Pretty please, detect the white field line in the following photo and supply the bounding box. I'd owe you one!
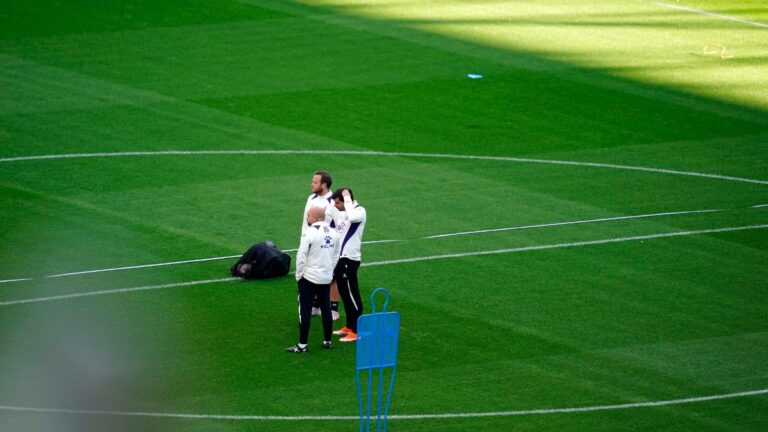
[653,2,768,28]
[42,255,243,279]
[0,278,238,306]
[0,388,765,421]
[364,223,768,268]
[0,278,34,284]
[0,241,398,283]
[41,241,401,278]
[425,208,721,239]
[362,239,401,244]
[2,223,767,307]
[753,203,768,208]
[0,206,732,283]
[1,150,766,185]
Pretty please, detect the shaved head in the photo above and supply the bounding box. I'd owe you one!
[307,206,326,223]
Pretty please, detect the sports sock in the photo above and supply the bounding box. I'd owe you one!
[331,301,339,311]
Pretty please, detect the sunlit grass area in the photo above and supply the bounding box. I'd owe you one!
[287,0,768,110]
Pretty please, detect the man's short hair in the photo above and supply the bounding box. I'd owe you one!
[315,171,332,189]
[332,187,354,202]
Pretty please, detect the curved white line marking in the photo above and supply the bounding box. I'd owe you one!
[1,150,766,185]
[653,2,768,28]
[0,388,765,421]
[2,223,767,306]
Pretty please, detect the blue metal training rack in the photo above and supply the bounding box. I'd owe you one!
[356,288,400,432]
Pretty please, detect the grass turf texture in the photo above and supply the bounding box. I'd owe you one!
[1,0,767,431]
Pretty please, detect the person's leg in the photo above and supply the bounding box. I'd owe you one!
[297,278,315,345]
[335,259,356,331]
[330,280,340,320]
[343,260,363,333]
[315,283,333,343]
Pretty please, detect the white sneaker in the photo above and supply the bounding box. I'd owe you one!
[332,310,340,321]
[311,307,321,316]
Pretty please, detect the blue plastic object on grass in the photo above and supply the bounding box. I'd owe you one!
[356,288,400,432]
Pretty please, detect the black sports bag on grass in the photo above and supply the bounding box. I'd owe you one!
[231,241,291,279]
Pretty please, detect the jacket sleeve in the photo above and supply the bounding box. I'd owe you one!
[295,231,310,281]
[345,198,366,223]
[331,231,341,270]
[325,204,336,225]
[299,198,309,239]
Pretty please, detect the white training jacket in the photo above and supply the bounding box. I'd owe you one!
[329,197,366,261]
[300,191,333,236]
[295,221,340,284]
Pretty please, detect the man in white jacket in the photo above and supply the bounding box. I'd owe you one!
[300,171,333,236]
[328,188,367,343]
[300,171,342,321]
[286,206,340,353]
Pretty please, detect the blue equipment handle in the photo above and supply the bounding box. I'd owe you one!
[370,287,390,314]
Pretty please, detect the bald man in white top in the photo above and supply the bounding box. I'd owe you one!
[286,206,340,353]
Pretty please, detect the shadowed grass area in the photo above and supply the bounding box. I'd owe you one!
[0,0,289,39]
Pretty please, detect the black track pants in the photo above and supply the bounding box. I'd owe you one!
[297,278,332,345]
[334,258,363,333]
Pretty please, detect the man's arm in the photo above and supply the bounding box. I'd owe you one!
[295,231,311,281]
[324,203,336,225]
[331,231,341,270]
[300,198,311,237]
[345,200,365,223]
[341,190,366,223]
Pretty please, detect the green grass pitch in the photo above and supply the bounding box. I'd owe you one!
[1,0,767,431]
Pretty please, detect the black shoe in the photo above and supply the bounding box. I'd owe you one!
[322,341,332,349]
[285,344,307,353]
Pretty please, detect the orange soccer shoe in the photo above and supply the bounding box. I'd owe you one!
[333,327,353,336]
